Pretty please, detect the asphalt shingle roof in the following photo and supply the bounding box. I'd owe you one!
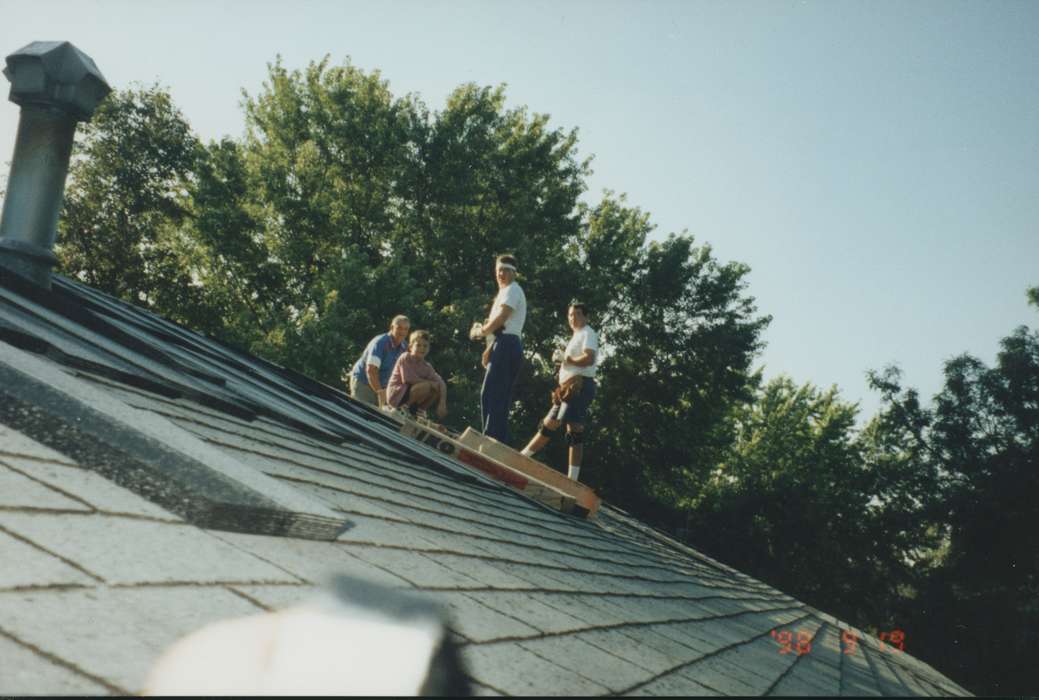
[0,270,971,696]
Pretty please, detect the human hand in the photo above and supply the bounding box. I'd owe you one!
[469,321,484,341]
[482,347,492,368]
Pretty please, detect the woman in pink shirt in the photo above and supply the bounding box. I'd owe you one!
[386,330,448,419]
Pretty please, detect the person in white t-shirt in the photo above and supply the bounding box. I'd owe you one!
[520,302,598,482]
[473,254,527,443]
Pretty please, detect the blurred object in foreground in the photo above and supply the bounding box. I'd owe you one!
[143,575,470,696]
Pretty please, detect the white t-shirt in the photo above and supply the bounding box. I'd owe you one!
[559,325,598,383]
[492,282,526,337]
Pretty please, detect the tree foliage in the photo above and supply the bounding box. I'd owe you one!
[57,84,216,330]
[865,292,1039,695]
[688,377,927,625]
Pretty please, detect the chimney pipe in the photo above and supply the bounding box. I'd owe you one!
[0,41,110,289]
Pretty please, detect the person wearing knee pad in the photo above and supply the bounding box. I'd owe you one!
[520,301,598,481]
[474,254,527,444]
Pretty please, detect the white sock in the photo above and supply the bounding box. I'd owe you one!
[520,447,534,457]
[568,465,581,481]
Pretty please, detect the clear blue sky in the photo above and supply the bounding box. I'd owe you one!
[2,0,1037,422]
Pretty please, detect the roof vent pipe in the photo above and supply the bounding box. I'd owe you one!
[0,41,110,289]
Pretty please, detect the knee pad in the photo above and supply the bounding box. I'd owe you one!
[565,429,585,446]
[538,422,559,440]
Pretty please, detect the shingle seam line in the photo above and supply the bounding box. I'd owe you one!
[614,609,816,696]
[859,622,910,697]
[0,583,94,594]
[283,473,750,584]
[454,604,809,648]
[514,639,620,695]
[0,507,188,525]
[409,580,792,608]
[0,450,79,467]
[0,459,101,510]
[225,585,275,612]
[340,538,781,597]
[762,616,829,696]
[0,625,129,695]
[106,579,309,589]
[0,523,106,583]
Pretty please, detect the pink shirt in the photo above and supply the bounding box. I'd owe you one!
[386,353,446,407]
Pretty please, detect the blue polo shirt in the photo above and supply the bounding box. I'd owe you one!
[350,333,408,388]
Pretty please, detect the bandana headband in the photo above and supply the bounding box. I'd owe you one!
[496,263,517,273]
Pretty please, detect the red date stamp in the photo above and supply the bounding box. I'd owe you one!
[770,628,905,655]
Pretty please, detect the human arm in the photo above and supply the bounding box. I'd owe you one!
[565,348,596,368]
[365,364,387,406]
[480,304,513,337]
[364,337,392,406]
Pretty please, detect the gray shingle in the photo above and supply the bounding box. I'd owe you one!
[347,546,484,589]
[769,670,837,697]
[706,635,800,687]
[599,626,698,672]
[0,456,180,520]
[209,531,411,588]
[530,591,631,625]
[579,629,661,668]
[624,669,723,696]
[412,590,540,642]
[464,590,589,634]
[519,634,655,692]
[477,560,559,591]
[0,424,77,466]
[0,632,113,695]
[228,584,318,610]
[683,652,779,695]
[423,554,545,590]
[0,512,299,585]
[864,644,913,695]
[771,656,842,696]
[0,529,96,588]
[461,641,612,696]
[646,621,722,656]
[336,513,447,551]
[277,478,410,520]
[0,461,90,511]
[0,586,259,693]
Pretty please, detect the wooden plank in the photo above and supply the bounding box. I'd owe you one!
[392,415,580,515]
[457,428,600,518]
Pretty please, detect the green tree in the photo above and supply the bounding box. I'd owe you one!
[588,226,772,515]
[866,290,1039,695]
[690,378,926,624]
[57,84,217,330]
[223,56,429,382]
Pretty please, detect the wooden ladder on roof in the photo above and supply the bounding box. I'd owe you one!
[386,410,600,518]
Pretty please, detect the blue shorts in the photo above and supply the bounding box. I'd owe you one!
[547,377,597,425]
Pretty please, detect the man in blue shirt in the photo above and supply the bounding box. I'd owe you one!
[348,315,410,407]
